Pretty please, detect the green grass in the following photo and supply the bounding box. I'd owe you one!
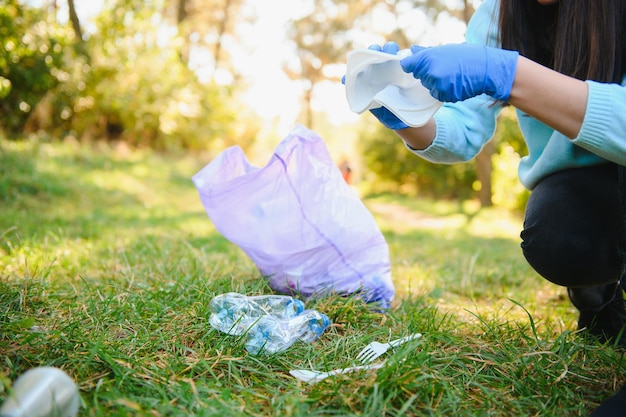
[1,137,624,416]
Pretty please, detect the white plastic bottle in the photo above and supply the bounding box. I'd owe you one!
[209,292,306,335]
[244,309,331,355]
[0,367,80,417]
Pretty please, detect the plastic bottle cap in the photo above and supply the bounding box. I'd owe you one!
[0,367,80,417]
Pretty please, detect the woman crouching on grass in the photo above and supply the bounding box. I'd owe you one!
[353,0,626,414]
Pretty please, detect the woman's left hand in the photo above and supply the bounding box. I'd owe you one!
[400,43,519,102]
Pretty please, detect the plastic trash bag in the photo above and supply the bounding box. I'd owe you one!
[192,125,394,308]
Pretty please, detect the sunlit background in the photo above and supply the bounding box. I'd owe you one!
[25,0,470,136]
[7,0,530,212]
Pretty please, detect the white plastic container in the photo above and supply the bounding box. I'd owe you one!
[344,48,442,127]
[0,367,80,417]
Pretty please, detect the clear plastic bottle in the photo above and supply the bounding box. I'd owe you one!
[209,292,306,335]
[0,367,80,417]
[244,309,331,355]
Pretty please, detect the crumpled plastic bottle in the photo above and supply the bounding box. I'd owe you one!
[244,309,331,355]
[209,292,305,335]
[0,367,80,417]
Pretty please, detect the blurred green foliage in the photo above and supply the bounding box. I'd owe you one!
[359,106,529,211]
[491,107,530,211]
[0,0,70,135]
[1,0,258,153]
[62,1,254,151]
[359,125,477,200]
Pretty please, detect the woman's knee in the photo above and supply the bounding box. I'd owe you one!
[520,166,625,288]
[520,228,619,287]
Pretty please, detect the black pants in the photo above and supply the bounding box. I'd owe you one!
[522,165,626,417]
[520,164,626,289]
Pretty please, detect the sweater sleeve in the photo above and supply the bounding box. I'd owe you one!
[571,79,626,166]
[405,0,503,163]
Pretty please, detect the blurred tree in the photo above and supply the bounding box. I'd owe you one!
[285,0,378,129]
[0,0,72,136]
[162,0,249,78]
[57,0,257,151]
[5,0,259,152]
[66,0,82,41]
[491,107,529,211]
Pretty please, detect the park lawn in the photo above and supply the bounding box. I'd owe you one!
[0,137,624,416]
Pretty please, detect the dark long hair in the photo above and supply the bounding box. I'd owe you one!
[499,0,626,83]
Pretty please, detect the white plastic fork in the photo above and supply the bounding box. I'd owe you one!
[355,333,423,363]
[289,362,386,384]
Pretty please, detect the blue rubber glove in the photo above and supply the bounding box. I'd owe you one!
[400,43,519,102]
[363,42,409,130]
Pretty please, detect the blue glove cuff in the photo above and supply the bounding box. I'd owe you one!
[369,107,409,130]
[484,47,519,101]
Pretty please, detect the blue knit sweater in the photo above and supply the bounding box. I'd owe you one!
[407,0,626,190]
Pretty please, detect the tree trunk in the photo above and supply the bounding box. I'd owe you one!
[302,86,313,129]
[177,0,188,23]
[475,140,494,207]
[67,0,83,41]
[213,0,234,74]
[462,0,471,25]
[176,0,190,63]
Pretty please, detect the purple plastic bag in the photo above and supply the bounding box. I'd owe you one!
[192,125,394,308]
